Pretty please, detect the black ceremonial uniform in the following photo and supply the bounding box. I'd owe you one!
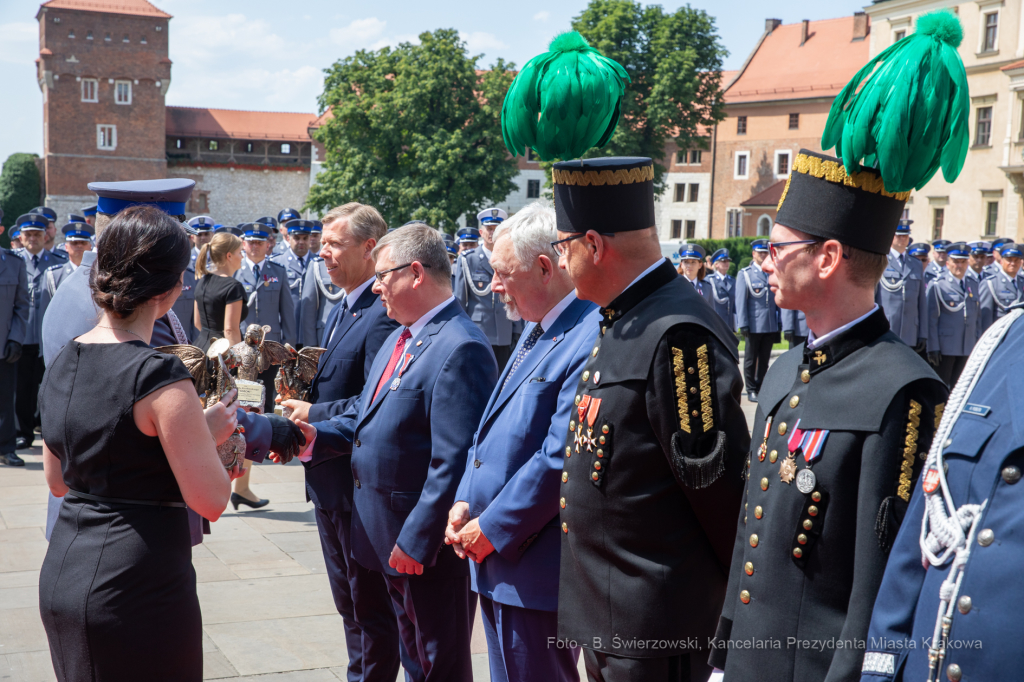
[711,310,947,682]
[559,259,750,676]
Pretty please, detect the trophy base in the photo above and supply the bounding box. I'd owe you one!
[235,379,265,412]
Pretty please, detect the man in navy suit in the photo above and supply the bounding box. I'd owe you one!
[278,203,401,682]
[295,225,498,682]
[446,203,596,682]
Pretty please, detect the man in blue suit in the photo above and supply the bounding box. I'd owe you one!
[446,203,596,682]
[295,225,498,682]
[279,203,402,682]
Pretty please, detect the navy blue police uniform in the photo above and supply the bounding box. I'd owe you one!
[706,248,737,329]
[925,243,980,387]
[736,239,780,402]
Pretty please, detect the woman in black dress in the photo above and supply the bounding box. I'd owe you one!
[192,231,269,509]
[193,231,246,351]
[38,206,241,682]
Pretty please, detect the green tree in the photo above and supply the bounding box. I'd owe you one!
[541,0,728,194]
[307,29,520,231]
[0,153,41,248]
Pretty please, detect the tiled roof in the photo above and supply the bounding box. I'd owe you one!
[40,0,171,18]
[741,179,787,207]
[725,16,868,104]
[166,106,317,142]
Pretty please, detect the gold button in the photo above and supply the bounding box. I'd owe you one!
[599,436,606,445]
[582,371,590,382]
[562,522,568,533]
[760,477,769,491]
[575,395,581,406]
[754,506,763,519]
[592,347,599,357]
[560,497,566,509]
[690,387,697,394]
[808,505,818,516]
[692,410,699,418]
[811,491,821,502]
[602,425,610,434]
[744,562,754,576]
[797,534,808,545]
[562,472,568,483]
[594,462,601,471]
[740,590,751,604]
[789,396,800,409]
[569,421,576,432]
[778,422,787,436]
[596,449,604,458]
[688,367,695,374]
[591,472,599,481]
[601,326,606,335]
[793,547,803,558]
[749,534,759,547]
[803,519,813,530]
[565,446,571,457]
[769,450,778,463]
[801,370,810,383]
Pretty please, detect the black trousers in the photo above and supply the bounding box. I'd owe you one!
[15,344,43,442]
[315,508,400,682]
[0,359,17,454]
[492,344,512,373]
[582,648,698,682]
[743,333,775,394]
[257,365,278,414]
[937,355,968,388]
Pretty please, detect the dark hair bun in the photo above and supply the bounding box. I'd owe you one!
[90,205,191,318]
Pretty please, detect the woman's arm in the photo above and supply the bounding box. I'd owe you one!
[134,379,231,520]
[43,443,68,497]
[194,299,201,332]
[224,300,243,345]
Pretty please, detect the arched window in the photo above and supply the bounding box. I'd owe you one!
[757,215,772,236]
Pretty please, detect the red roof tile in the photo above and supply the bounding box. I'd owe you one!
[40,0,171,19]
[166,106,317,142]
[741,179,787,207]
[726,16,868,104]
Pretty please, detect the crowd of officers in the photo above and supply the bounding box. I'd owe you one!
[677,220,1023,395]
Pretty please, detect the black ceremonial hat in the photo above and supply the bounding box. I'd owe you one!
[775,149,910,255]
[552,157,655,234]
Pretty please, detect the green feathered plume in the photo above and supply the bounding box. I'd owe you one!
[821,9,969,192]
[501,31,630,161]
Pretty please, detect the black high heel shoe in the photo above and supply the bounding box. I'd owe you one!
[231,492,269,510]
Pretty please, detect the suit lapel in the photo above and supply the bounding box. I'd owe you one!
[313,286,377,382]
[484,297,591,423]
[358,300,458,426]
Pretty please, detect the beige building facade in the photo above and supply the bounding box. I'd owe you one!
[866,0,1024,244]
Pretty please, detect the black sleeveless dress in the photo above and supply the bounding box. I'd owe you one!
[194,273,247,351]
[38,340,201,682]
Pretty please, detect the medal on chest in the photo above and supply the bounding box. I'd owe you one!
[779,418,829,487]
[574,394,601,453]
[758,416,772,462]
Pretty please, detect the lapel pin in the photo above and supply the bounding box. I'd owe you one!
[416,340,423,346]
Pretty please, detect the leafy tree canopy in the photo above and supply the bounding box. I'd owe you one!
[0,153,41,247]
[307,29,519,232]
[540,0,728,194]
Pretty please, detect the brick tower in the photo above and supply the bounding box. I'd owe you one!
[36,0,171,221]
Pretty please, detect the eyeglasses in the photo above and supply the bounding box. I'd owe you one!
[550,232,613,256]
[768,240,849,262]
[374,262,431,283]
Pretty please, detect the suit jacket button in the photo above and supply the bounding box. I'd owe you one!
[789,395,800,408]
[561,522,568,533]
[744,562,754,575]
[946,664,962,681]
[354,439,361,447]
[354,479,361,488]
[562,472,568,483]
[749,534,758,547]
[739,590,750,604]
[560,497,566,509]
[474,459,481,468]
[957,596,972,614]
[978,528,994,546]
[1002,466,1021,484]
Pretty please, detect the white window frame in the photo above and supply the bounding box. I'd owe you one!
[281,143,291,154]
[727,208,743,238]
[81,78,98,102]
[757,214,773,236]
[97,125,117,150]
[979,7,999,54]
[734,151,750,180]
[114,80,132,105]
[774,150,792,179]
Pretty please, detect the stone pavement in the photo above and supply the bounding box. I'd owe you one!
[1,394,759,682]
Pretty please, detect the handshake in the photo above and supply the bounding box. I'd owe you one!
[444,501,495,564]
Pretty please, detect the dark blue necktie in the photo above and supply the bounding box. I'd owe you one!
[502,324,544,391]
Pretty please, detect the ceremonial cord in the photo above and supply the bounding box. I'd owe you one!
[313,264,345,302]
[919,307,1023,682]
[459,254,492,298]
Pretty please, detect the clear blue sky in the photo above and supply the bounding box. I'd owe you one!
[0,0,868,165]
